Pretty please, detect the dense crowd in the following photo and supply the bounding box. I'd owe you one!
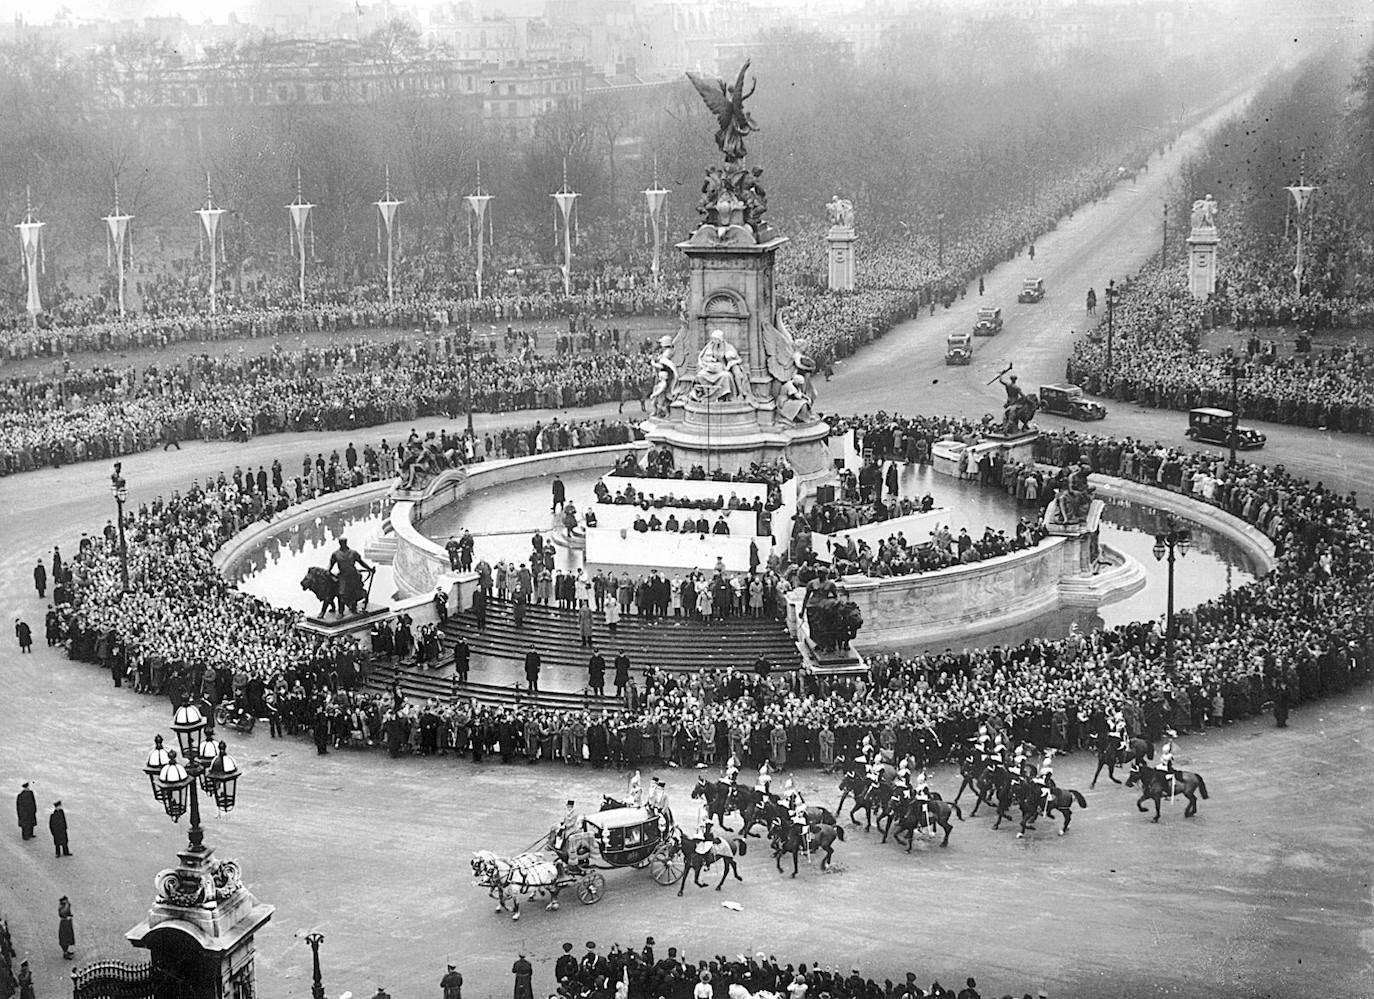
[1067,269,1374,434]
[0,335,656,475]
[52,413,1370,777]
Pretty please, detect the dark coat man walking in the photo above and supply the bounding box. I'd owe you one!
[16,782,37,839]
[33,561,46,598]
[58,897,75,959]
[511,954,533,999]
[440,965,463,999]
[49,801,70,857]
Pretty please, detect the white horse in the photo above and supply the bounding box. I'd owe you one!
[471,849,565,920]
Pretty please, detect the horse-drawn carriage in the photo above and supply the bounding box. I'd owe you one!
[472,806,684,919]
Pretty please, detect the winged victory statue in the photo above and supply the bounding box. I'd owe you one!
[686,60,758,163]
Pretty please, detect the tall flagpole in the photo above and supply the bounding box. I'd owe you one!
[551,158,579,296]
[374,164,403,309]
[287,168,315,308]
[16,186,43,328]
[103,180,134,318]
[643,155,669,290]
[465,161,492,300]
[196,174,225,314]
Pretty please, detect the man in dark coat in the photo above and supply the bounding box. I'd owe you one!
[511,954,533,999]
[453,637,471,683]
[587,652,606,696]
[58,896,75,959]
[613,653,631,698]
[440,965,463,999]
[16,782,36,839]
[49,800,70,857]
[555,943,578,987]
[525,650,541,693]
[15,619,32,654]
[33,561,46,598]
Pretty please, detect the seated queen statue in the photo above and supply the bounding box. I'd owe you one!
[690,329,751,403]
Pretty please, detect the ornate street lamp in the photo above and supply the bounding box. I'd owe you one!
[1152,519,1191,666]
[1104,278,1118,370]
[144,704,242,855]
[306,932,327,999]
[111,463,129,592]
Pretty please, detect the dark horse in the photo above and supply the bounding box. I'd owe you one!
[675,832,746,896]
[689,779,768,835]
[1091,735,1154,787]
[769,821,844,877]
[758,797,837,830]
[1016,784,1088,838]
[879,797,963,850]
[836,774,893,831]
[953,755,1000,809]
[1126,763,1209,822]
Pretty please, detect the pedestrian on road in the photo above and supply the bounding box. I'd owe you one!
[16,782,36,839]
[440,965,463,999]
[15,619,32,654]
[18,959,34,999]
[49,801,70,857]
[57,897,74,959]
[1273,680,1290,728]
[978,276,984,296]
[552,476,566,513]
[511,953,533,999]
[33,561,46,599]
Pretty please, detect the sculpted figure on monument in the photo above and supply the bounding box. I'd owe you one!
[1190,194,1218,231]
[647,335,680,417]
[998,372,1039,435]
[686,60,758,163]
[825,194,855,229]
[1049,465,1095,526]
[690,329,751,403]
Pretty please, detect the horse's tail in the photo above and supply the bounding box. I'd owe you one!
[834,824,846,841]
[951,802,964,822]
[1071,789,1088,809]
[1196,776,1209,799]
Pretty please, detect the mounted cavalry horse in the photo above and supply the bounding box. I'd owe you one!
[1013,783,1088,838]
[1126,762,1209,821]
[878,796,964,850]
[836,772,895,831]
[690,778,769,835]
[768,821,844,876]
[1090,735,1154,788]
[675,831,747,896]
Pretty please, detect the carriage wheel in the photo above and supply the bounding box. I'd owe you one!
[649,843,685,886]
[576,872,606,905]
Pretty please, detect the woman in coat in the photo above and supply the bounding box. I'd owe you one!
[58,896,75,959]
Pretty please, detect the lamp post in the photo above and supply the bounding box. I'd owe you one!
[1225,362,1246,465]
[140,703,242,857]
[462,303,474,437]
[305,932,326,999]
[1161,202,1168,269]
[1104,279,1117,370]
[936,211,946,266]
[1152,519,1191,667]
[110,463,129,593]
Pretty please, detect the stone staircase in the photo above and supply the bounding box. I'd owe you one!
[364,662,619,710]
[439,599,802,673]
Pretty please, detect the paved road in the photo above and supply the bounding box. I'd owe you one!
[1,89,1372,999]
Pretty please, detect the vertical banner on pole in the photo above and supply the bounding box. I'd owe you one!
[287,170,314,308]
[552,160,578,297]
[1284,183,1316,297]
[103,182,133,318]
[374,165,403,310]
[16,187,43,325]
[197,175,225,315]
[643,185,668,289]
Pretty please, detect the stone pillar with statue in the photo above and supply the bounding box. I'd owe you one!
[1185,194,1219,300]
[824,194,857,292]
[642,60,832,495]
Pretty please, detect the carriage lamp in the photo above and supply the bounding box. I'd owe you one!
[206,744,241,813]
[156,752,192,821]
[171,703,207,757]
[143,734,172,801]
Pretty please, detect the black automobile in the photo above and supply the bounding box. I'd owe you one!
[1038,383,1106,421]
[1185,407,1266,449]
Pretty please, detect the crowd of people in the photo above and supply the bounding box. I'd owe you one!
[49,409,1370,780]
[1067,269,1374,435]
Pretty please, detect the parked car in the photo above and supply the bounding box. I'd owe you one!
[972,307,1003,336]
[945,331,973,364]
[1038,383,1107,421]
[1017,277,1045,303]
[1185,407,1267,449]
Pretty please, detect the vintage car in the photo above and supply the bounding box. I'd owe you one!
[945,331,973,364]
[1185,407,1267,450]
[1017,277,1046,303]
[972,307,1003,336]
[1038,383,1107,421]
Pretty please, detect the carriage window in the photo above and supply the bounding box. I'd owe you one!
[624,826,642,847]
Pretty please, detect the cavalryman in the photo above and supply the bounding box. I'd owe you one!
[913,770,935,834]
[1114,711,1130,756]
[756,759,774,797]
[1034,749,1057,814]
[1160,729,1178,795]
[989,732,1007,768]
[1012,741,1030,776]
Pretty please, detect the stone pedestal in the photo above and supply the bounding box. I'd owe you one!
[123,849,274,999]
[826,225,857,292]
[1186,227,1219,300]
